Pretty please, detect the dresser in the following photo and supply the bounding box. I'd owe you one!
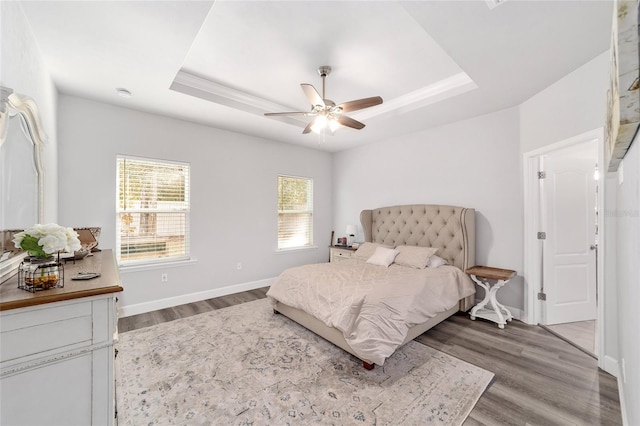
[0,250,123,426]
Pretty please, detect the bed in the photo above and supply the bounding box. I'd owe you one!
[267,204,476,369]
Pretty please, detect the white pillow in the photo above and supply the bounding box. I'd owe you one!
[394,245,439,269]
[353,242,392,260]
[426,255,449,268]
[366,247,399,267]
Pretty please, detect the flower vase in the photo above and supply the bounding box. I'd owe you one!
[18,256,65,292]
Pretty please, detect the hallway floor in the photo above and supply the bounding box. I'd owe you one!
[545,320,596,356]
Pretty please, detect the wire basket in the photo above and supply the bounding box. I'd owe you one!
[18,257,64,292]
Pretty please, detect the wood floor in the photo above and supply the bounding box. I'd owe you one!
[118,287,269,332]
[118,288,622,425]
[417,317,619,425]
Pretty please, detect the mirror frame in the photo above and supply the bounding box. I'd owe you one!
[0,86,47,283]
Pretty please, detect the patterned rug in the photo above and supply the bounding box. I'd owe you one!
[116,298,494,425]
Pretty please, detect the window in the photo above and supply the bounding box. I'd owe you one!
[117,156,190,265]
[277,175,313,250]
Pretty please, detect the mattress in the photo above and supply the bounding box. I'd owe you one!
[266,258,475,365]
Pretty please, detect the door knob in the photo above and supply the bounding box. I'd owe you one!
[590,244,597,250]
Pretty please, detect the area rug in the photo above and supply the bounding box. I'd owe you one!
[116,298,494,425]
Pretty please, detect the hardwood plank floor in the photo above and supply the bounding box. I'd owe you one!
[117,287,269,332]
[118,288,621,425]
[416,315,620,425]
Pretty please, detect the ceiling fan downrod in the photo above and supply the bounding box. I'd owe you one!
[317,66,331,101]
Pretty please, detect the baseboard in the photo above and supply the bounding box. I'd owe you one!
[118,277,276,318]
[602,356,629,425]
[599,356,633,426]
[603,355,618,378]
[616,360,629,426]
[508,306,524,321]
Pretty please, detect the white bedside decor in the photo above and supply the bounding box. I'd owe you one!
[345,224,357,246]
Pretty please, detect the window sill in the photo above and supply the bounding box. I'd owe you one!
[119,258,198,273]
[275,246,318,254]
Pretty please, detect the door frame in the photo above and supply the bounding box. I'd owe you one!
[522,128,605,367]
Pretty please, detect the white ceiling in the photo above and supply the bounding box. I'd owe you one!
[20,0,613,152]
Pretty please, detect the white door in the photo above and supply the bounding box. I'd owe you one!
[541,142,597,325]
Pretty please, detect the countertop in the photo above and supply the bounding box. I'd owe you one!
[0,249,123,311]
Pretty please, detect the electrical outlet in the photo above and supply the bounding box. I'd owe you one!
[236,262,242,270]
[161,273,168,283]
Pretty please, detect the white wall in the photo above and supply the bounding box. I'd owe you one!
[520,51,609,153]
[614,135,640,425]
[604,174,619,369]
[57,95,333,312]
[1,2,58,223]
[333,107,524,310]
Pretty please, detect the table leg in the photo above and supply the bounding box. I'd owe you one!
[469,275,490,320]
[489,280,507,328]
[491,280,513,322]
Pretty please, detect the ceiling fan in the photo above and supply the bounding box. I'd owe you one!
[264,66,383,135]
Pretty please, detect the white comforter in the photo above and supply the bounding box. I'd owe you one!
[266,258,475,365]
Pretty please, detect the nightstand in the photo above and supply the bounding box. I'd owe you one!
[329,246,357,263]
[465,265,516,329]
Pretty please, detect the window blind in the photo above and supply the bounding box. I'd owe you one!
[117,156,190,265]
[277,175,313,249]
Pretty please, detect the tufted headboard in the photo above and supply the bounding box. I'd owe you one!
[360,204,475,271]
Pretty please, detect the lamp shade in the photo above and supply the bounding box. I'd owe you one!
[345,225,357,236]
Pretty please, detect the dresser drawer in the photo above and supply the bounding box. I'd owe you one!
[1,301,93,363]
[330,247,355,263]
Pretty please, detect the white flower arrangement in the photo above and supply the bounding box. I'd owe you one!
[12,224,81,258]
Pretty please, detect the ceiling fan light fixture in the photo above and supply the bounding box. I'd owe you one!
[264,65,383,135]
[328,118,340,133]
[311,115,328,134]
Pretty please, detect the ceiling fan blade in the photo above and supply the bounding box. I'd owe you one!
[301,84,325,107]
[337,96,383,113]
[264,111,310,117]
[302,118,317,134]
[337,115,365,130]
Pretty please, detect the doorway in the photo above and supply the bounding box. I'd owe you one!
[540,142,598,325]
[523,129,605,366]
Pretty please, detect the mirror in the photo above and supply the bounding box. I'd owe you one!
[0,86,46,282]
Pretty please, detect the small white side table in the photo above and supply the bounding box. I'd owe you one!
[466,265,517,329]
[329,246,357,263]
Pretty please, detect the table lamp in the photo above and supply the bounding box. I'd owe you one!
[345,225,357,247]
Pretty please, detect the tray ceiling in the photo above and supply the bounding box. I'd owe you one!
[20,1,612,152]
